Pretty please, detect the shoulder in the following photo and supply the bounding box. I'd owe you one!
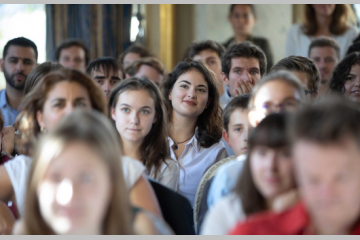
[344,25,360,39]
[121,156,146,190]
[161,158,179,172]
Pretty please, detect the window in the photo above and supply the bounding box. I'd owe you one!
[0,4,46,89]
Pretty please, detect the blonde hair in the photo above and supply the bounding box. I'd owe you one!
[23,109,133,234]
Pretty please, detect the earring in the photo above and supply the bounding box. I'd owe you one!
[40,127,47,133]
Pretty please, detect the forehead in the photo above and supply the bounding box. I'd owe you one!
[293,139,360,175]
[47,81,89,99]
[176,69,208,87]
[309,46,338,58]
[193,49,220,61]
[291,71,308,89]
[117,89,155,106]
[350,64,360,73]
[124,52,140,61]
[255,79,300,103]
[91,66,121,77]
[229,108,249,124]
[230,57,260,70]
[5,45,36,60]
[60,46,85,57]
[137,64,159,75]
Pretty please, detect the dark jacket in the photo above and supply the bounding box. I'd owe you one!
[223,36,274,73]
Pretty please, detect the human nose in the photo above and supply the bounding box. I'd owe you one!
[64,103,74,115]
[240,71,251,83]
[16,60,25,72]
[102,80,110,93]
[187,87,197,99]
[129,111,140,125]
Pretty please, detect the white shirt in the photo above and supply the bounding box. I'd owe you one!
[4,154,145,217]
[201,193,245,235]
[219,91,232,109]
[285,23,359,60]
[148,158,180,192]
[168,134,228,207]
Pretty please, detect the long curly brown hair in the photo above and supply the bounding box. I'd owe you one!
[16,68,107,156]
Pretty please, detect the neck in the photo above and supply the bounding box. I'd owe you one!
[121,137,143,161]
[169,111,197,143]
[315,15,332,36]
[217,80,225,96]
[234,33,249,43]
[5,84,23,110]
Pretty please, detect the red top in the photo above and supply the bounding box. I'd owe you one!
[229,201,360,235]
[0,154,20,220]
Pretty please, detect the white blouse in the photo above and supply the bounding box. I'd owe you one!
[148,158,180,192]
[168,134,228,207]
[285,23,359,60]
[201,193,245,235]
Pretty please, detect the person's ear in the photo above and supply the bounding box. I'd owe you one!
[222,129,231,147]
[111,107,116,122]
[0,59,4,72]
[36,110,45,130]
[221,72,230,86]
[168,90,172,101]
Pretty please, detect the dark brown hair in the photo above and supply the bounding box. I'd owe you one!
[86,56,125,79]
[118,44,153,66]
[329,52,360,95]
[290,96,360,147]
[187,40,226,60]
[223,94,250,132]
[229,4,256,18]
[55,39,90,66]
[271,56,320,91]
[235,113,291,216]
[221,41,267,78]
[16,68,107,156]
[24,109,133,234]
[24,61,64,95]
[308,36,341,60]
[302,4,353,36]
[109,77,170,179]
[125,57,165,78]
[161,59,223,148]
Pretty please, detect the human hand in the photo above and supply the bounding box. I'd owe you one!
[0,202,15,235]
[234,81,253,96]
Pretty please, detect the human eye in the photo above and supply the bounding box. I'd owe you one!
[75,101,87,107]
[111,80,120,85]
[180,84,189,89]
[52,101,64,108]
[141,109,150,114]
[96,79,103,85]
[197,88,207,93]
[121,107,130,113]
[9,58,17,64]
[234,127,243,132]
[250,70,259,75]
[345,75,354,81]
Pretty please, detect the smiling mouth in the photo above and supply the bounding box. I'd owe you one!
[183,100,197,106]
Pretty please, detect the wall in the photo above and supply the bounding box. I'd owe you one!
[194,4,293,64]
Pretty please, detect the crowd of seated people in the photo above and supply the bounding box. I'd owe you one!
[0,4,360,235]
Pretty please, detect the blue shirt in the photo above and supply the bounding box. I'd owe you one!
[0,89,20,126]
[207,154,246,209]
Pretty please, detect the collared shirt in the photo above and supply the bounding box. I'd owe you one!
[219,90,232,110]
[0,89,20,126]
[168,134,227,207]
[229,201,360,235]
[207,154,246,209]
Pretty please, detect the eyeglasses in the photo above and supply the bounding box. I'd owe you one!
[256,99,301,114]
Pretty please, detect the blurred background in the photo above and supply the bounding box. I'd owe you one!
[0,4,359,89]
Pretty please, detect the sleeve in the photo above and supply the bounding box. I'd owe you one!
[285,24,299,57]
[156,159,180,192]
[201,200,230,235]
[4,156,32,217]
[121,156,146,190]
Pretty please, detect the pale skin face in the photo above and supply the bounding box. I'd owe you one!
[111,90,156,146]
[36,81,92,132]
[169,70,209,119]
[229,5,256,39]
[222,57,261,97]
[223,108,250,157]
[123,53,141,69]
[309,46,339,99]
[343,64,360,103]
[134,65,163,87]
[193,49,224,95]
[0,45,37,90]
[250,146,295,202]
[248,79,302,127]
[293,138,360,235]
[58,46,86,72]
[91,67,122,99]
[37,142,111,235]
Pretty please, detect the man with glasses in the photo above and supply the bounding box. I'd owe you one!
[270,55,320,103]
[206,70,305,212]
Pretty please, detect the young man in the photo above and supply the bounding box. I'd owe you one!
[55,39,89,72]
[271,56,320,103]
[231,97,360,235]
[125,57,165,87]
[223,4,273,71]
[207,71,305,209]
[187,40,229,108]
[86,57,125,100]
[221,41,267,101]
[118,44,153,69]
[308,37,340,99]
[0,37,38,126]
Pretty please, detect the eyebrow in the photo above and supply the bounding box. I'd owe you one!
[8,56,34,61]
[232,123,244,127]
[179,80,208,89]
[51,97,86,103]
[111,76,121,80]
[119,103,152,109]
